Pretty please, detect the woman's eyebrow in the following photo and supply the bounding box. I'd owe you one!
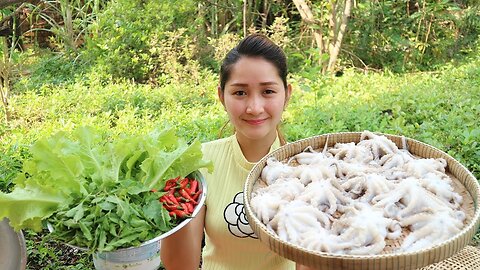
[229,81,278,87]
[229,83,248,87]
[260,81,279,86]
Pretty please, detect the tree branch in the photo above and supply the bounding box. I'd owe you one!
[243,0,247,36]
[292,0,325,59]
[328,0,353,72]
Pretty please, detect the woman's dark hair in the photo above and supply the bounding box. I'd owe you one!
[219,34,288,91]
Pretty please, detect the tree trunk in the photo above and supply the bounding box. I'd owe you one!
[1,34,12,123]
[261,0,270,30]
[0,67,11,123]
[212,0,218,37]
[0,87,10,123]
[327,0,352,72]
[292,0,325,66]
[62,0,76,54]
[243,0,247,36]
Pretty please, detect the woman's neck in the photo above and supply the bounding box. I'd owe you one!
[236,133,276,162]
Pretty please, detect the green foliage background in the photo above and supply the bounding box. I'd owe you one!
[0,0,479,269]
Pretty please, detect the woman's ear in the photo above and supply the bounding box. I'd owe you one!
[218,86,225,107]
[284,84,292,109]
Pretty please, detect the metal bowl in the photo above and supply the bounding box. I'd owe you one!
[73,170,206,270]
[0,218,27,270]
[93,170,207,269]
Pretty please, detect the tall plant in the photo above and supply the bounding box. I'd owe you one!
[0,38,12,123]
[344,0,480,72]
[26,0,104,56]
[0,7,21,123]
[293,0,353,74]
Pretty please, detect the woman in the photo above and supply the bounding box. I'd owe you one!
[161,34,313,270]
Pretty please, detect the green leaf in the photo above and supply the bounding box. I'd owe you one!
[142,137,213,189]
[98,229,107,250]
[107,232,142,249]
[79,221,93,241]
[73,204,85,222]
[143,199,170,231]
[115,199,132,222]
[120,179,150,195]
[98,201,115,211]
[28,134,87,195]
[0,187,66,231]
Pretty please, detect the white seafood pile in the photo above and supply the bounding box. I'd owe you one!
[251,131,466,255]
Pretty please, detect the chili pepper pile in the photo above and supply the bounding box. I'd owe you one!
[157,176,202,219]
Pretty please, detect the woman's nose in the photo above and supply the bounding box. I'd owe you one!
[246,96,264,115]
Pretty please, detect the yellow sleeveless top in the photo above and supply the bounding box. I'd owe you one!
[200,135,295,270]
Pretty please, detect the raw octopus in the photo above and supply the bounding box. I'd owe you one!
[251,130,466,255]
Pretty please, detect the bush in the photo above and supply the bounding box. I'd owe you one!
[83,0,203,83]
[344,1,480,72]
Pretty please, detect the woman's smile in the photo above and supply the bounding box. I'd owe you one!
[244,118,268,125]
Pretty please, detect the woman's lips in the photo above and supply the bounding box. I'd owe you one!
[245,118,267,125]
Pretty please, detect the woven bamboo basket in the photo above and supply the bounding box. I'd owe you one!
[243,132,480,270]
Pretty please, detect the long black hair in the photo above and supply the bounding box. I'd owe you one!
[219,34,288,91]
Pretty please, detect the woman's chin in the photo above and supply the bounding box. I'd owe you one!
[237,128,276,143]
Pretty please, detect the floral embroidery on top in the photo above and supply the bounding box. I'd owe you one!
[223,192,258,239]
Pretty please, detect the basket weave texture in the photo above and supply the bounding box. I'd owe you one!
[244,132,480,270]
[419,245,480,270]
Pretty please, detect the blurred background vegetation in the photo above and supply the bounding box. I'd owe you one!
[0,0,479,269]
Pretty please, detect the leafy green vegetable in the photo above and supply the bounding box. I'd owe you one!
[0,127,212,251]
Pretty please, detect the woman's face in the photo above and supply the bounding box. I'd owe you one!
[219,56,291,144]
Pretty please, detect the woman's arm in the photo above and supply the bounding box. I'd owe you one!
[160,206,206,270]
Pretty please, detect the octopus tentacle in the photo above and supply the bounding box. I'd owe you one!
[298,179,351,214]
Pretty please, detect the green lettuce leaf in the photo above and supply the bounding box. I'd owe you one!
[0,186,66,231]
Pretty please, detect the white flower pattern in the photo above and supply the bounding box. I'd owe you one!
[224,192,257,238]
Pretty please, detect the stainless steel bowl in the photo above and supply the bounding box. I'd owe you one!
[66,171,207,270]
[0,218,27,270]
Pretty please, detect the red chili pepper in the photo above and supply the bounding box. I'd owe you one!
[180,188,196,203]
[191,190,202,202]
[166,193,180,205]
[185,202,194,214]
[159,195,169,203]
[180,203,189,213]
[169,209,189,219]
[159,195,175,205]
[179,178,189,189]
[163,203,183,211]
[188,179,198,195]
[164,177,180,191]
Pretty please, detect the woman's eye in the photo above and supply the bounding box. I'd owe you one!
[264,89,275,94]
[234,91,246,96]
